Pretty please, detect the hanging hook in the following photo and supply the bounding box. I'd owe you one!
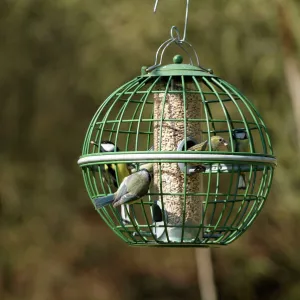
[147,0,209,73]
[153,0,190,42]
[154,0,159,13]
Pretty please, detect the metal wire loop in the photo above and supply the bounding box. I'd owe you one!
[154,0,159,13]
[154,0,189,42]
[170,26,181,41]
[148,0,208,72]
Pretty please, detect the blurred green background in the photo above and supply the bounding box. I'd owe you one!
[1,0,300,299]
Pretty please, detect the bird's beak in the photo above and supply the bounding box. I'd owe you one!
[223,142,228,147]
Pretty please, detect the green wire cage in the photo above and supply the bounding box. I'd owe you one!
[77,1,277,247]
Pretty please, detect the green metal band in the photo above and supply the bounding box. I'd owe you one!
[142,64,216,77]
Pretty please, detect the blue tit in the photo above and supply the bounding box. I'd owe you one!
[128,161,162,222]
[232,129,249,190]
[91,140,131,188]
[93,163,153,209]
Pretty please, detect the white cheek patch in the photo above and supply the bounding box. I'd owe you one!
[236,132,247,139]
[101,144,115,152]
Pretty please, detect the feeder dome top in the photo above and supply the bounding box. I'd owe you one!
[142,55,216,77]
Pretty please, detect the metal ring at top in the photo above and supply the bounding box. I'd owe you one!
[170,26,181,41]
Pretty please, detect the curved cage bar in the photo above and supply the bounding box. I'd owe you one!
[78,60,276,247]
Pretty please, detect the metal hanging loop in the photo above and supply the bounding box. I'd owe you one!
[147,0,208,73]
[154,0,159,13]
[154,0,189,42]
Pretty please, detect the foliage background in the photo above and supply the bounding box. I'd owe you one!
[1,0,300,299]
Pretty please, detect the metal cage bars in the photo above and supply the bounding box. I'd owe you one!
[79,74,275,246]
[80,162,273,246]
[82,76,272,156]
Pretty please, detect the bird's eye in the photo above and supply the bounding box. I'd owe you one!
[219,139,222,142]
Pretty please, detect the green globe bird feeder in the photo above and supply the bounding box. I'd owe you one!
[78,0,277,247]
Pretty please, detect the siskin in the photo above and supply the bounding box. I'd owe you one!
[188,136,228,171]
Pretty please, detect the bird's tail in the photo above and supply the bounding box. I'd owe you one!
[93,194,114,209]
[238,173,246,190]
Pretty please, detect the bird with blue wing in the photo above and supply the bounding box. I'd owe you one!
[93,163,153,209]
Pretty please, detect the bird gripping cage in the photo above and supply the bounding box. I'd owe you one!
[78,0,277,247]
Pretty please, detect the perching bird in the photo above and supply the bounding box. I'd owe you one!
[91,140,131,188]
[188,136,228,171]
[188,136,228,151]
[232,129,249,190]
[93,163,153,209]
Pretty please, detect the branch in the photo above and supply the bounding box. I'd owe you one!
[195,248,217,300]
[278,1,300,147]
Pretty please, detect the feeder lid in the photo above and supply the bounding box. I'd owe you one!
[142,55,216,77]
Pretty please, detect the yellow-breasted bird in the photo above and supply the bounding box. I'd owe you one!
[232,129,249,190]
[91,140,133,223]
[188,136,228,152]
[91,140,131,188]
[188,136,228,171]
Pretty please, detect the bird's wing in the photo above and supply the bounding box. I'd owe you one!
[105,164,118,188]
[200,140,208,151]
[113,178,129,203]
[113,192,140,207]
[188,140,208,151]
[128,173,150,197]
[114,172,151,207]
[238,173,246,189]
